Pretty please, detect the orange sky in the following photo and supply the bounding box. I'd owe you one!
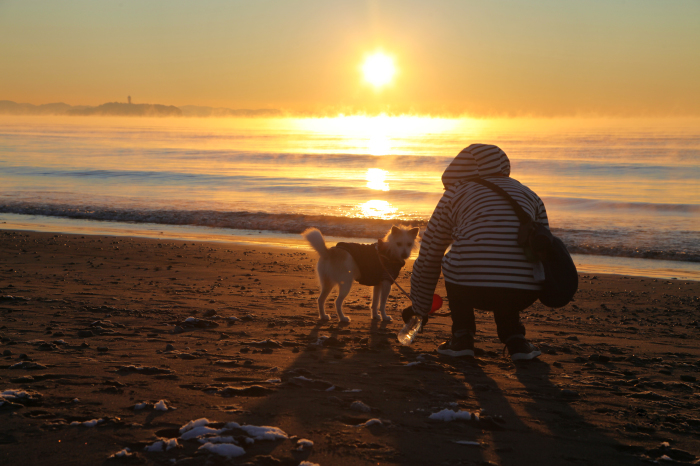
[1,0,699,116]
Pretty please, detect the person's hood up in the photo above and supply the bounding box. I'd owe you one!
[441,144,511,189]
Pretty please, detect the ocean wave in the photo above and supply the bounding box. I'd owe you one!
[0,202,698,263]
[542,197,700,214]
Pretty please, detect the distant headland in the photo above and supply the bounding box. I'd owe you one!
[0,99,282,118]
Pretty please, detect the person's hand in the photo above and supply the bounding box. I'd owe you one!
[401,305,430,331]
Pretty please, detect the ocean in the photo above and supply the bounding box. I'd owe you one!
[1,115,698,279]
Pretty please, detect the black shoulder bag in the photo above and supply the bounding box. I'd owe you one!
[473,178,578,308]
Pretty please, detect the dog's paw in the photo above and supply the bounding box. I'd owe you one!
[339,316,351,323]
[319,314,330,322]
[382,315,393,322]
[371,313,381,321]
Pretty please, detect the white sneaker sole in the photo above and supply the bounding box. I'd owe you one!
[437,348,475,357]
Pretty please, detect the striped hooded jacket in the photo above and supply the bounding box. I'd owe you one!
[409,144,549,315]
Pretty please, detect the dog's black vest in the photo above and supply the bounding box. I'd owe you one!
[333,242,405,286]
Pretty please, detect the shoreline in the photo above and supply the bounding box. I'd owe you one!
[1,229,699,465]
[1,214,699,281]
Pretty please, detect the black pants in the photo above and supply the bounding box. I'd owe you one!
[445,282,540,343]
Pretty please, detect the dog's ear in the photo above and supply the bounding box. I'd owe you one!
[391,226,401,236]
[408,227,419,238]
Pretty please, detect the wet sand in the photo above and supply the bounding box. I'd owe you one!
[1,230,699,465]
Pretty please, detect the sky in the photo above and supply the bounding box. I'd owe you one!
[1,0,699,116]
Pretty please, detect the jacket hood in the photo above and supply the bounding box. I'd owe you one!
[441,144,511,189]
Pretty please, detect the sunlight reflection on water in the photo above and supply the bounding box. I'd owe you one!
[358,200,398,219]
[365,168,390,191]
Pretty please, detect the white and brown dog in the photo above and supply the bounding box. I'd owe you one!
[302,226,419,322]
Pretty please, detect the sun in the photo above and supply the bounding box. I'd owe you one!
[362,52,396,88]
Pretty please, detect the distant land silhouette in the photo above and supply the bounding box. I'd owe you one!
[0,100,282,118]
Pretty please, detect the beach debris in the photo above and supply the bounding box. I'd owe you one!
[144,438,178,452]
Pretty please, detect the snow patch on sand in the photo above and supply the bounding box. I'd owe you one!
[296,438,314,450]
[357,419,383,427]
[144,438,178,452]
[452,440,481,446]
[179,418,212,433]
[134,402,148,410]
[71,418,104,427]
[197,436,236,444]
[291,375,313,382]
[1,389,39,401]
[225,422,288,440]
[350,401,371,412]
[180,426,223,440]
[110,447,131,458]
[429,409,474,422]
[198,442,245,458]
[154,400,169,411]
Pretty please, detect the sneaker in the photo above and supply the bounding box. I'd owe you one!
[436,334,474,357]
[505,336,541,361]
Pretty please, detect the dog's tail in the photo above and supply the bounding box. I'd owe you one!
[302,227,329,259]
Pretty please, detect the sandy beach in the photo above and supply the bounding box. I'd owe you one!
[1,229,699,465]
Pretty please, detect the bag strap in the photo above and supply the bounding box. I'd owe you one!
[472,178,533,224]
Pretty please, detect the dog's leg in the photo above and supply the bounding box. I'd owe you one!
[377,280,393,321]
[317,278,333,321]
[370,285,382,320]
[334,280,352,323]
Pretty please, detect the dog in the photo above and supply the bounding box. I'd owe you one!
[302,226,419,322]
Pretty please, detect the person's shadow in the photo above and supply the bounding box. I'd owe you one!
[225,296,642,465]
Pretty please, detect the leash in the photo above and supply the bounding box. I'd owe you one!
[376,247,451,317]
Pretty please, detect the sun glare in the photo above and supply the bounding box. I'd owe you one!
[362,52,396,88]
